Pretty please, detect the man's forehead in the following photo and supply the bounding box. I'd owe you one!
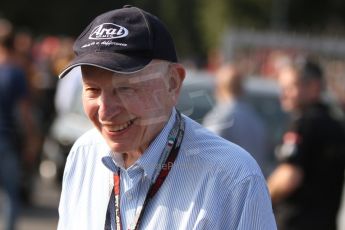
[82,60,169,83]
[118,61,169,84]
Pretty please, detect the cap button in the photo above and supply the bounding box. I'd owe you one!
[123,5,133,8]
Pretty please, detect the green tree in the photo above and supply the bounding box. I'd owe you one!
[197,0,272,52]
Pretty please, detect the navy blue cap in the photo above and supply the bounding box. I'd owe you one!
[59,5,177,78]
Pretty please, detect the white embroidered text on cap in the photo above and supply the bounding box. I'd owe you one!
[89,23,129,40]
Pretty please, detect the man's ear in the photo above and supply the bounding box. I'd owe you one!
[168,63,185,103]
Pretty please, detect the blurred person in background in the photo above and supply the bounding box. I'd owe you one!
[53,37,82,116]
[267,57,345,230]
[0,19,39,230]
[203,63,269,176]
[31,36,59,135]
[12,28,44,204]
[12,29,35,73]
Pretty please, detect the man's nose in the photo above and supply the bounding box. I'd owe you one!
[98,93,123,121]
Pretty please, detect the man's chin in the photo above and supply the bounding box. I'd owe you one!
[281,103,297,113]
[107,141,132,154]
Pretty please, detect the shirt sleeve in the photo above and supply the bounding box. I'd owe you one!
[57,148,80,230]
[221,174,277,229]
[275,118,308,166]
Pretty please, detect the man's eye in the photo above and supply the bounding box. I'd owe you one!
[117,87,135,94]
[87,88,99,92]
[84,88,100,96]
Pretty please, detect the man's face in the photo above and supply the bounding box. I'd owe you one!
[278,67,303,112]
[81,61,183,154]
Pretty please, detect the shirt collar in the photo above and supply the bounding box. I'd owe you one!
[136,108,176,181]
[102,108,177,182]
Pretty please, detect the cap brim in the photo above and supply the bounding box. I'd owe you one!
[58,52,152,78]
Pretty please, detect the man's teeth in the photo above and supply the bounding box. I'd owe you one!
[109,120,133,132]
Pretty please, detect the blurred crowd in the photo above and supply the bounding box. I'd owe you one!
[2,16,345,230]
[204,50,345,229]
[0,19,76,141]
[0,18,75,230]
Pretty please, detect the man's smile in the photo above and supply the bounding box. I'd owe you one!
[103,118,137,133]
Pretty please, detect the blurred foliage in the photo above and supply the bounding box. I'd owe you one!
[196,0,272,51]
[2,0,345,64]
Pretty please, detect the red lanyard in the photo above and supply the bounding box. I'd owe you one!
[113,172,122,230]
[113,111,184,230]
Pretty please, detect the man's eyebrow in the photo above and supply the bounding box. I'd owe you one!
[108,74,130,84]
[81,78,96,85]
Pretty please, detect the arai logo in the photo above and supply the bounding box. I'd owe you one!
[89,23,128,40]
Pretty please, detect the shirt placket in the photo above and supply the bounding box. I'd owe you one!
[120,165,146,229]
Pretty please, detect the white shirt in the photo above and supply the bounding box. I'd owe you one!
[58,109,277,230]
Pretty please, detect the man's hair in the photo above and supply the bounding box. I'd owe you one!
[0,18,14,50]
[292,57,324,82]
[0,32,15,50]
[216,63,243,97]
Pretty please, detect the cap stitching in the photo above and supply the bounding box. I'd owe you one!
[136,8,153,50]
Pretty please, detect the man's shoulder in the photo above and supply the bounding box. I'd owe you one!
[70,128,108,153]
[63,128,110,174]
[0,64,26,80]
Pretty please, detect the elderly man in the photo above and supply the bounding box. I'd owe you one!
[57,6,276,230]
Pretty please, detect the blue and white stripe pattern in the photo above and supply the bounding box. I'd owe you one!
[58,108,277,230]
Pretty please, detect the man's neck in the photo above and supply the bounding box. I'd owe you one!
[122,152,142,169]
[120,109,174,169]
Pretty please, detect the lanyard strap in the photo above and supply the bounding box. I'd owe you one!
[113,111,185,230]
[113,172,121,230]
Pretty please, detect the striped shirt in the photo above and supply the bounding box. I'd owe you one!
[58,109,277,230]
